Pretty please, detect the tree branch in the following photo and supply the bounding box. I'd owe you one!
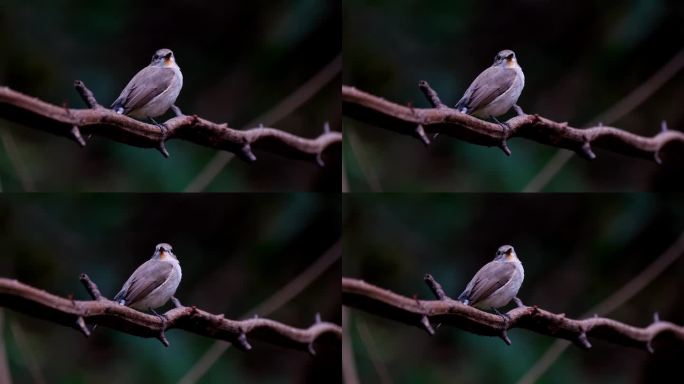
[342,276,684,351]
[342,83,684,162]
[0,82,341,163]
[0,275,341,353]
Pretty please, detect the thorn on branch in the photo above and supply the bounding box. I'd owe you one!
[316,153,325,167]
[237,332,252,351]
[315,313,322,324]
[580,141,597,160]
[577,332,592,349]
[423,274,448,300]
[70,126,87,147]
[323,121,331,133]
[653,312,660,323]
[308,342,317,356]
[498,140,512,156]
[157,140,170,158]
[241,143,257,162]
[76,316,91,337]
[407,101,415,115]
[499,330,512,345]
[79,273,103,300]
[418,80,446,109]
[157,331,170,347]
[415,124,431,146]
[73,80,101,109]
[654,150,662,165]
[420,315,436,336]
[661,120,668,132]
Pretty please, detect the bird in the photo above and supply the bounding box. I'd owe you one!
[111,48,183,133]
[113,243,182,319]
[454,49,525,129]
[457,245,524,321]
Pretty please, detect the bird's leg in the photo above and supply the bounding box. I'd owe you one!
[490,115,511,133]
[170,105,184,117]
[513,104,525,116]
[513,296,525,308]
[150,308,169,327]
[148,117,169,136]
[493,307,511,328]
[170,296,183,308]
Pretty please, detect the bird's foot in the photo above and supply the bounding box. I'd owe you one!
[491,115,511,133]
[148,117,169,136]
[493,307,511,329]
[150,308,169,327]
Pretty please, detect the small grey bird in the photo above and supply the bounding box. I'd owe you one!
[114,243,182,316]
[455,49,525,127]
[457,245,524,318]
[111,48,183,131]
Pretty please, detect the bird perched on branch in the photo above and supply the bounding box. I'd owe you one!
[455,49,525,129]
[114,243,182,318]
[457,245,524,321]
[111,48,183,133]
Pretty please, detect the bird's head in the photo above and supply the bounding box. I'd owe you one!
[150,48,177,68]
[153,243,177,261]
[494,245,518,262]
[493,49,518,68]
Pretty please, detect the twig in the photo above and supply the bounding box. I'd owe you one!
[184,53,342,192]
[522,47,684,192]
[178,239,342,384]
[342,83,684,162]
[516,230,684,384]
[342,277,684,351]
[0,276,341,352]
[0,82,341,163]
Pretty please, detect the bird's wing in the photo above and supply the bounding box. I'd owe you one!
[115,260,173,307]
[459,261,516,307]
[456,67,517,114]
[111,66,176,113]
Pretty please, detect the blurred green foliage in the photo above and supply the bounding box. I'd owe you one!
[343,0,684,191]
[343,193,684,383]
[0,194,340,383]
[0,0,341,191]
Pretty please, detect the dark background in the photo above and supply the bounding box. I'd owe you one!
[0,0,341,191]
[0,194,341,383]
[343,0,684,191]
[343,194,684,383]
